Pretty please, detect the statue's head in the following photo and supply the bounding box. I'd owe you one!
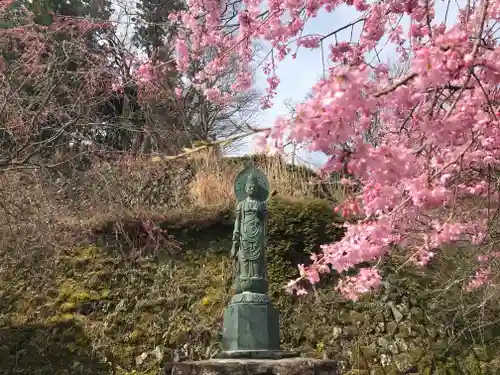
[245,173,259,198]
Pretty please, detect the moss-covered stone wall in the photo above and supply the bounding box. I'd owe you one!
[0,196,499,375]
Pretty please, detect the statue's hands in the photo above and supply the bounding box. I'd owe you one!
[257,202,267,219]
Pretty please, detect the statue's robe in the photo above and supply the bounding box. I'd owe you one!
[234,197,267,280]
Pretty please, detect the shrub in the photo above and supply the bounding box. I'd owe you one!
[266,196,344,294]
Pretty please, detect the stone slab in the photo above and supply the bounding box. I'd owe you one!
[165,357,339,375]
[213,349,300,359]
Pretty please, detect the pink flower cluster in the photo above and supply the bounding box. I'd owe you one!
[0,0,13,10]
[158,0,500,299]
[137,63,155,83]
[466,268,491,291]
[336,267,382,301]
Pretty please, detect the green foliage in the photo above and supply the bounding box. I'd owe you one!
[266,196,344,291]
[132,0,182,57]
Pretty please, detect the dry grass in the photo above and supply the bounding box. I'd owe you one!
[187,150,237,209]
[0,151,348,261]
[187,150,348,209]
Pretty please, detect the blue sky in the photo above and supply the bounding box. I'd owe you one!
[233,5,365,168]
[235,1,462,169]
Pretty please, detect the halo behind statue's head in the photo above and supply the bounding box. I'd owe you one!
[246,173,258,185]
[234,166,270,202]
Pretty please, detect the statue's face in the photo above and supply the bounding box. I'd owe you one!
[245,182,257,198]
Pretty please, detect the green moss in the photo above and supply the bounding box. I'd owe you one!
[45,313,79,324]
[59,302,77,312]
[76,245,99,260]
[57,281,102,304]
[398,325,410,338]
[384,365,401,375]
[101,289,111,299]
[315,341,324,352]
[461,354,484,374]
[128,329,144,343]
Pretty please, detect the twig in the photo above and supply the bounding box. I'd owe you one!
[154,127,271,162]
[373,73,417,98]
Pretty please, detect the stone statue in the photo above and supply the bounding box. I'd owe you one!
[215,165,297,358]
[231,167,269,294]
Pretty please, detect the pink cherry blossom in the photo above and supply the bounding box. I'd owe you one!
[136,63,155,83]
[336,267,382,301]
[465,268,491,291]
[0,0,14,10]
[151,0,500,298]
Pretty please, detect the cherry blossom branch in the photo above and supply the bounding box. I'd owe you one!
[319,18,366,43]
[444,0,489,120]
[153,127,271,162]
[373,73,418,98]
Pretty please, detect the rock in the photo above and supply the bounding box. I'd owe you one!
[396,302,409,316]
[153,345,164,362]
[339,340,350,349]
[377,322,385,333]
[351,348,369,370]
[349,311,367,325]
[409,348,424,362]
[393,353,414,372]
[395,337,408,352]
[410,307,424,321]
[387,302,404,323]
[379,354,391,367]
[388,343,399,355]
[331,326,342,341]
[342,326,357,339]
[397,324,411,338]
[376,337,389,350]
[360,346,377,362]
[426,327,438,338]
[472,345,489,362]
[136,352,148,366]
[166,358,339,375]
[386,322,398,335]
[344,370,369,375]
[369,366,386,375]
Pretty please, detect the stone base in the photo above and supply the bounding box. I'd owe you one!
[221,292,280,352]
[165,358,339,375]
[212,349,300,359]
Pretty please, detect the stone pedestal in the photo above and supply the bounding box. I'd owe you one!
[165,358,339,375]
[219,292,280,354]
